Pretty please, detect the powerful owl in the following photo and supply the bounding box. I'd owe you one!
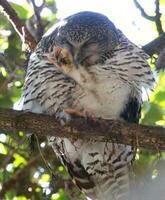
[21,12,154,200]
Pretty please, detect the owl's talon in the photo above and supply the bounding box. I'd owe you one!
[54,46,62,55]
[64,108,96,121]
[47,46,62,65]
[83,109,96,120]
[47,53,57,65]
[64,108,84,117]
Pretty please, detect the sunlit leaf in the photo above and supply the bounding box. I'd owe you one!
[51,189,69,200]
[19,131,24,137]
[0,143,8,155]
[46,0,54,3]
[0,67,8,77]
[39,173,50,182]
[0,38,8,50]
[51,193,60,200]
[35,187,41,193]
[13,196,27,200]
[13,153,27,167]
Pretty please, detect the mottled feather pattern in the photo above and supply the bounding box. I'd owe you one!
[23,53,76,115]
[21,12,154,200]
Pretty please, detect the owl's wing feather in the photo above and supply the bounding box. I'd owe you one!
[22,51,76,116]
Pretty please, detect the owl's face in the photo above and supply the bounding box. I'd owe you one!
[48,12,119,90]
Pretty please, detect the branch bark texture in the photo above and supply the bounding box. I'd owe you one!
[0,108,165,150]
[133,0,163,35]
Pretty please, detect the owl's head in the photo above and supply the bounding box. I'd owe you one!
[47,12,119,89]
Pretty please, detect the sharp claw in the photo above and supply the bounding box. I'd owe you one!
[64,108,84,117]
[47,46,62,65]
[63,108,96,120]
[83,110,96,120]
[54,46,62,56]
[47,54,56,65]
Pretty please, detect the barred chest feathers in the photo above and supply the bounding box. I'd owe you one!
[73,71,132,120]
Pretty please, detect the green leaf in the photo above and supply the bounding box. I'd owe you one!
[10,3,29,19]
[51,189,69,200]
[12,196,27,200]
[40,173,50,182]
[13,153,27,167]
[141,103,164,125]
[0,143,8,155]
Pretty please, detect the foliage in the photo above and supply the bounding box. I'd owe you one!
[0,0,164,199]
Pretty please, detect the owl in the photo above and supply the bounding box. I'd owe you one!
[21,12,154,200]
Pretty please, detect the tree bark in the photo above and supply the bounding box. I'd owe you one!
[0,108,165,150]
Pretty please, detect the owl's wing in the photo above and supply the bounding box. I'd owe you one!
[21,48,76,116]
[51,137,134,200]
[21,50,100,199]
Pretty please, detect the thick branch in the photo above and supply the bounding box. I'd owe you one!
[156,47,165,70]
[142,32,165,70]
[142,32,165,56]
[0,108,165,150]
[0,0,37,51]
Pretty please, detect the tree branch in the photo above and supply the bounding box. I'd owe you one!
[142,32,165,56]
[133,0,163,35]
[154,0,164,35]
[0,108,165,150]
[156,47,165,70]
[133,0,156,21]
[142,32,165,70]
[0,0,37,51]
[29,0,45,41]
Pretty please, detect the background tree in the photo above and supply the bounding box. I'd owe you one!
[0,0,164,199]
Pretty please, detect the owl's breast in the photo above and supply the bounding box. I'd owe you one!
[75,76,131,119]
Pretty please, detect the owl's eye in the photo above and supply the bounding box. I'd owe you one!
[60,58,68,65]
